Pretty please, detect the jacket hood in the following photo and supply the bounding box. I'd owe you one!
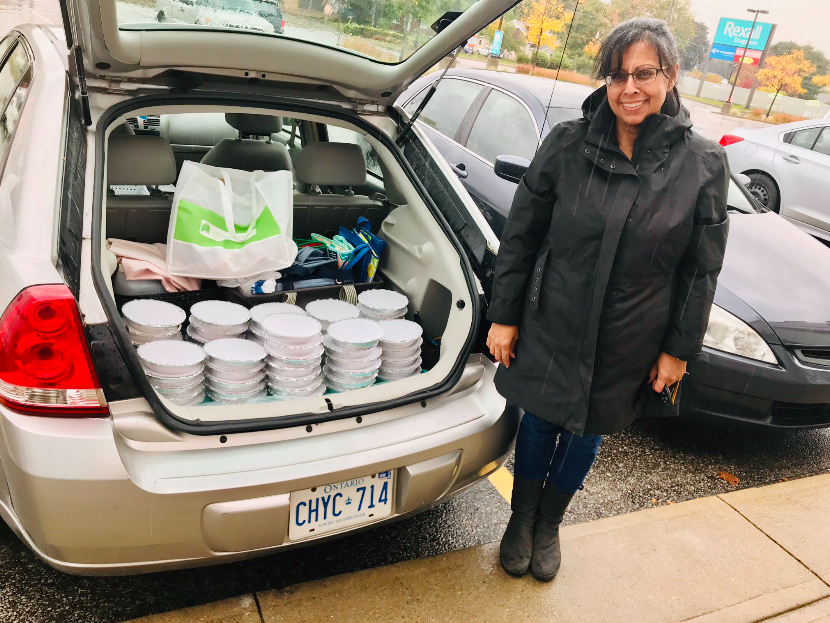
[581,85,692,154]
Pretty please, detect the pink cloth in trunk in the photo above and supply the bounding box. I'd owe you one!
[108,238,201,293]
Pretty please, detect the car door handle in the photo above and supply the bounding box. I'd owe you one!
[450,162,468,179]
[783,154,801,164]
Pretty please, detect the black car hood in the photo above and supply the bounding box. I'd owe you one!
[718,212,830,347]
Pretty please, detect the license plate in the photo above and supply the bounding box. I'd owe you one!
[288,470,394,541]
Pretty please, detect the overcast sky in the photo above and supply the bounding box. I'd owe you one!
[689,0,830,57]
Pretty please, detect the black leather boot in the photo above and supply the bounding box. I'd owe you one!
[530,481,574,582]
[499,476,544,577]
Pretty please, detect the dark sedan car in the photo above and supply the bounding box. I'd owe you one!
[398,68,830,431]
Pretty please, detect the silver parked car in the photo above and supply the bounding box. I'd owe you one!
[720,119,830,241]
[0,0,518,575]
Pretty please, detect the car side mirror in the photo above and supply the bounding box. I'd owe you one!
[495,155,531,184]
[735,173,752,187]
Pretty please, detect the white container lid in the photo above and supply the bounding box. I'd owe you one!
[378,319,423,344]
[250,302,307,327]
[261,314,322,344]
[146,370,204,388]
[185,324,209,345]
[204,338,266,366]
[305,299,360,325]
[358,304,408,321]
[323,373,376,391]
[323,364,380,380]
[378,364,422,380]
[266,372,323,390]
[266,348,325,366]
[126,323,181,338]
[168,389,206,406]
[122,299,186,331]
[207,387,267,404]
[191,324,247,342]
[269,384,327,398]
[266,361,320,378]
[190,300,251,329]
[380,355,422,371]
[381,336,423,353]
[155,379,205,396]
[358,289,408,313]
[327,318,383,350]
[137,340,206,371]
[325,355,382,373]
[206,375,267,393]
[323,334,382,360]
[130,331,184,346]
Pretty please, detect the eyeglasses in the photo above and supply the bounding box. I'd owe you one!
[605,67,665,87]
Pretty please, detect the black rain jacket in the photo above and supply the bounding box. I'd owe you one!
[487,86,730,436]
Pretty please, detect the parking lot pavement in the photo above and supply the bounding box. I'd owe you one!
[124,473,830,623]
[680,98,773,143]
[0,418,828,623]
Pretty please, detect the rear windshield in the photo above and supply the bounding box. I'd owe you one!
[116,0,481,64]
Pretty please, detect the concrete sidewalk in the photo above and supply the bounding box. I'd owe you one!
[123,473,830,623]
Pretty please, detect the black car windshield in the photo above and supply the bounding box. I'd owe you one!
[546,107,582,130]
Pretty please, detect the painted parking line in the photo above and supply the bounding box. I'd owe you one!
[488,466,513,503]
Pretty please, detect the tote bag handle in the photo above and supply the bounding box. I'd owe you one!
[204,170,259,244]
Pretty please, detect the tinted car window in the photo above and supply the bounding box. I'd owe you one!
[0,43,32,177]
[811,128,830,157]
[790,127,821,150]
[404,79,484,140]
[465,90,538,164]
[546,107,582,129]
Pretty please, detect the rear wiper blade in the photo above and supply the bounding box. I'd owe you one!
[396,46,462,146]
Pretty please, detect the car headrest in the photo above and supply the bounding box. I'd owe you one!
[225,113,283,135]
[107,135,177,186]
[111,122,135,136]
[295,142,367,188]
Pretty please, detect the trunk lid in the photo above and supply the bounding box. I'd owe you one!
[58,0,516,105]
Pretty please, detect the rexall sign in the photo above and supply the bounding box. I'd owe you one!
[713,17,774,51]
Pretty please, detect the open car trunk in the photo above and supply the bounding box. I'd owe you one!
[89,96,487,434]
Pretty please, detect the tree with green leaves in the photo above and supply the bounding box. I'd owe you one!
[606,0,695,52]
[680,21,709,71]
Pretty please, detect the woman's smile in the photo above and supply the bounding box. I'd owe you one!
[621,100,648,112]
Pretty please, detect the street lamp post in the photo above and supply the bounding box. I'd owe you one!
[721,8,769,115]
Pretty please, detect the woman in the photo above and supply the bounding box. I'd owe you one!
[486,17,730,582]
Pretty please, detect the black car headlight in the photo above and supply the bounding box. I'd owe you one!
[703,305,777,364]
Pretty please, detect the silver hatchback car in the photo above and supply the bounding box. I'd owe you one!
[0,0,518,575]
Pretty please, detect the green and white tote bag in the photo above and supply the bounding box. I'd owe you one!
[166,161,298,279]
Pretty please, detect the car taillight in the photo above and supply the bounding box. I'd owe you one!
[280,19,285,29]
[719,134,744,147]
[0,285,107,417]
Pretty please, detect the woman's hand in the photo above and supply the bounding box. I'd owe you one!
[649,352,687,392]
[487,324,519,368]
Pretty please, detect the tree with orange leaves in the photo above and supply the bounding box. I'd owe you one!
[813,74,830,89]
[523,0,572,69]
[756,50,816,117]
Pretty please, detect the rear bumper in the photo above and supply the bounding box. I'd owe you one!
[681,346,830,430]
[0,357,517,575]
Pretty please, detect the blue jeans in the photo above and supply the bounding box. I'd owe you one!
[513,412,602,494]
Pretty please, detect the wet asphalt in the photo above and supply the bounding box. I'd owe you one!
[0,416,829,623]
